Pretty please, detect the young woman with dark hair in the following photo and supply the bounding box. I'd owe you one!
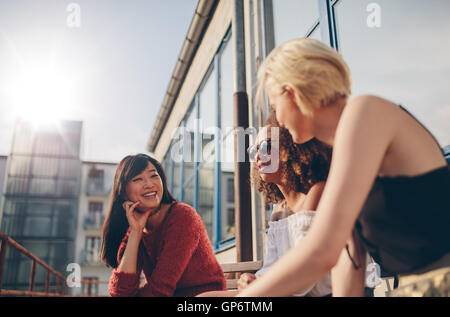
[100,153,226,297]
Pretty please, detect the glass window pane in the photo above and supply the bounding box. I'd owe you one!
[22,241,48,259]
[163,151,173,194]
[56,179,79,197]
[6,177,29,195]
[53,202,75,238]
[32,157,59,178]
[29,178,56,196]
[172,159,181,200]
[334,0,450,147]
[273,0,320,46]
[9,155,31,176]
[34,132,61,156]
[199,67,217,163]
[220,172,235,242]
[220,36,234,131]
[60,158,80,178]
[60,131,82,158]
[198,162,214,242]
[17,259,32,285]
[182,179,195,209]
[219,35,235,166]
[23,216,52,236]
[183,105,196,183]
[48,241,74,272]
[26,201,52,216]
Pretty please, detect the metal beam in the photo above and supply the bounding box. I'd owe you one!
[232,0,253,262]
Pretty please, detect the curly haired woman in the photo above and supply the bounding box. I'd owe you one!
[198,111,332,297]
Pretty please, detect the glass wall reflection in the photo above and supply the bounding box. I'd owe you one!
[272,0,320,45]
[0,120,81,291]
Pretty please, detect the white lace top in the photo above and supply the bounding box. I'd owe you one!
[256,210,332,297]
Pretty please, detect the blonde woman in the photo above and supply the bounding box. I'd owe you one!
[238,38,450,297]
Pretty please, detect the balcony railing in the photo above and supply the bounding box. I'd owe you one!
[83,213,105,229]
[0,231,108,297]
[86,178,109,196]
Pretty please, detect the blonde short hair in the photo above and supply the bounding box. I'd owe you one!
[256,38,352,116]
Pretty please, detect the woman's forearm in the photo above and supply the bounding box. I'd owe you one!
[117,230,142,273]
[237,239,333,297]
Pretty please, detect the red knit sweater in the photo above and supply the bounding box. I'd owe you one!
[109,202,227,297]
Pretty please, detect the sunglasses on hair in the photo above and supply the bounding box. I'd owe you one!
[247,139,272,161]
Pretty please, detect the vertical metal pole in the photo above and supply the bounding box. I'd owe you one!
[180,122,185,202]
[169,145,174,194]
[87,280,92,297]
[214,55,222,249]
[29,260,36,292]
[0,236,8,290]
[318,0,338,49]
[233,0,253,262]
[56,275,60,294]
[193,95,200,211]
[45,269,50,294]
[62,277,66,296]
[261,0,275,56]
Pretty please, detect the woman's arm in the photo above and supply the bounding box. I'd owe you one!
[137,206,202,296]
[237,95,396,296]
[116,230,142,273]
[109,232,144,297]
[109,201,150,297]
[331,231,366,296]
[302,182,325,211]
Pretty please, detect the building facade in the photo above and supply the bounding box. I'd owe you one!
[73,161,117,296]
[0,119,82,291]
[147,0,450,269]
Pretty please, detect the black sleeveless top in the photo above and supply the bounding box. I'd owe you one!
[354,106,450,275]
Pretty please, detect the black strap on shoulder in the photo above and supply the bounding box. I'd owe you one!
[346,243,361,270]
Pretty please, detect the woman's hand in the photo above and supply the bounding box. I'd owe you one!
[237,273,258,291]
[122,201,150,233]
[117,201,149,275]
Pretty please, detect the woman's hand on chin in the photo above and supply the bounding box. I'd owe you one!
[123,201,152,233]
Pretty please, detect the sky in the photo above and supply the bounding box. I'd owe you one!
[271,0,450,149]
[0,0,198,162]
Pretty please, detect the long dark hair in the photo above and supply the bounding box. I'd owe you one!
[100,153,176,268]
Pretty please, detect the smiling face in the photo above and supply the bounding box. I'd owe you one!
[124,161,163,212]
[254,126,282,184]
[266,86,314,144]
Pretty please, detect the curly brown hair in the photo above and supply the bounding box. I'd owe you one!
[252,111,332,205]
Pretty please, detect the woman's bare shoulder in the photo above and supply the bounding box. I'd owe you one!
[346,94,398,114]
[339,94,399,136]
[307,181,326,194]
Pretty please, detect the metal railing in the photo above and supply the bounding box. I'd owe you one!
[0,231,108,297]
